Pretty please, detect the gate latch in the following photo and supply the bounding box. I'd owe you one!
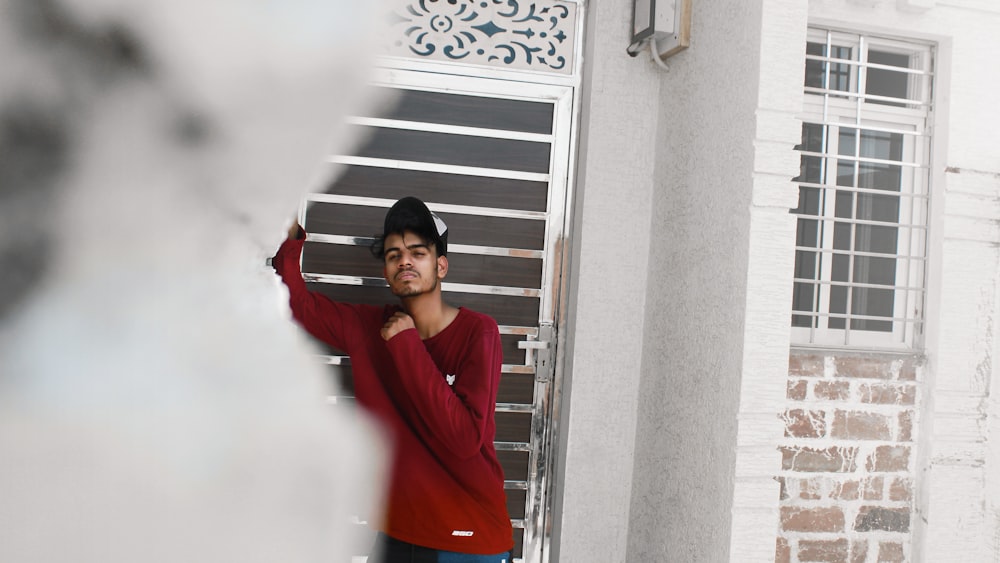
[517,322,555,382]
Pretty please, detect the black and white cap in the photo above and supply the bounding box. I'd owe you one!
[376,196,448,257]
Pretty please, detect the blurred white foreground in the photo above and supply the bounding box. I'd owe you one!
[0,1,388,561]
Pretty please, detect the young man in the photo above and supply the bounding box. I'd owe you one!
[272,197,514,563]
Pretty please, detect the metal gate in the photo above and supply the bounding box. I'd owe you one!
[298,68,574,563]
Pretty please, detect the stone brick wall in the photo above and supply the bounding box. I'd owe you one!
[776,351,923,562]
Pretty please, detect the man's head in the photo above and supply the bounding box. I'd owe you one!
[374,197,449,299]
[372,196,448,260]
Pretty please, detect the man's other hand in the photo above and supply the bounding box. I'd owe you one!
[381,311,415,341]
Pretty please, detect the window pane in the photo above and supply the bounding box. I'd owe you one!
[832,252,850,282]
[856,224,899,255]
[853,256,896,286]
[800,122,825,152]
[856,192,900,224]
[792,283,817,327]
[792,249,819,327]
[858,163,902,192]
[834,191,854,219]
[797,155,825,183]
[850,287,894,331]
[794,249,818,280]
[839,127,858,156]
[805,42,853,92]
[857,131,903,191]
[860,130,903,161]
[836,128,859,188]
[842,129,903,160]
[830,46,853,92]
[796,217,820,247]
[792,313,815,328]
[866,50,912,106]
[829,284,848,329]
[836,161,856,187]
[793,186,822,216]
[805,42,826,89]
[833,222,852,252]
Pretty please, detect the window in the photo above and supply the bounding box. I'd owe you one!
[791,28,934,348]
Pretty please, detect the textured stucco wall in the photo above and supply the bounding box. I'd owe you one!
[557,1,1000,561]
[549,0,661,561]
[625,0,803,561]
[805,1,1000,561]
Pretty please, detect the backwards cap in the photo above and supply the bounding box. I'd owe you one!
[373,196,448,259]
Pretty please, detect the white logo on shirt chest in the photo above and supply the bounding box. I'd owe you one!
[445,373,456,386]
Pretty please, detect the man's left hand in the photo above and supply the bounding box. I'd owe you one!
[381,311,415,341]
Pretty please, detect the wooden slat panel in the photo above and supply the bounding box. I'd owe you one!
[446,253,543,289]
[435,211,546,251]
[304,283,540,327]
[497,450,530,482]
[500,334,527,366]
[301,242,544,289]
[305,203,547,250]
[505,489,527,520]
[292,76,567,563]
[301,242,380,277]
[495,411,532,443]
[381,87,554,134]
[351,126,552,174]
[498,372,534,405]
[321,165,549,212]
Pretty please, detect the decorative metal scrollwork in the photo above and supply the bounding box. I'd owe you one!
[387,0,577,74]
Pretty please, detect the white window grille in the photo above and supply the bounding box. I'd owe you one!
[791,28,934,349]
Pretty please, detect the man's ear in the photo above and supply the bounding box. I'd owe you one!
[383,264,389,282]
[436,255,449,279]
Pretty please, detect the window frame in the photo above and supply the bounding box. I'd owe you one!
[791,27,935,349]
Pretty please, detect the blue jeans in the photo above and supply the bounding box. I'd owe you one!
[372,533,512,563]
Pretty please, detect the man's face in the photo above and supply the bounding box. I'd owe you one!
[382,230,448,298]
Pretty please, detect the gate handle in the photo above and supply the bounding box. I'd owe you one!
[518,340,549,350]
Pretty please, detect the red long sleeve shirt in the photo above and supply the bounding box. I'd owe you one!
[273,234,513,555]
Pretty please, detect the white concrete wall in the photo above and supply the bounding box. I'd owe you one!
[624,0,803,561]
[731,2,809,559]
[805,1,1000,561]
[549,0,661,561]
[557,1,1000,561]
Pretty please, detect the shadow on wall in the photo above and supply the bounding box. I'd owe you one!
[0,0,392,561]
